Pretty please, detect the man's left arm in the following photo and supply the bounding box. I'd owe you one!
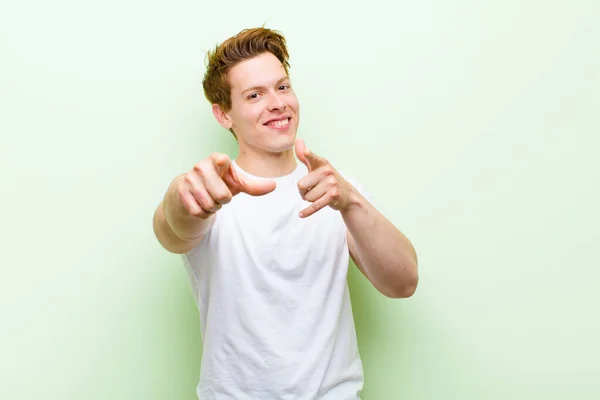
[294,138,418,298]
[342,188,418,298]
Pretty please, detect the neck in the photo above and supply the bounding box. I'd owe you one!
[235,147,297,178]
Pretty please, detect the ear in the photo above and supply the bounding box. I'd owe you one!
[212,103,233,130]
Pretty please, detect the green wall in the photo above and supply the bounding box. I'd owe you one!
[1,0,599,399]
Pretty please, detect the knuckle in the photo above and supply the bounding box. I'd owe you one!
[297,180,307,190]
[180,196,203,218]
[192,163,206,177]
[208,203,222,212]
[214,191,232,204]
[183,172,196,185]
[197,193,214,210]
[210,152,227,165]
[189,208,205,218]
[177,188,188,203]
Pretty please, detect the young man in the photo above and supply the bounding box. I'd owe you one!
[153,27,418,399]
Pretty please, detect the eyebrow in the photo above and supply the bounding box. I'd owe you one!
[240,76,290,96]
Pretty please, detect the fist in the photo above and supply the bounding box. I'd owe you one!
[178,153,276,219]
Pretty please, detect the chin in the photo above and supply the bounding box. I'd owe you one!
[268,140,297,154]
[258,127,297,143]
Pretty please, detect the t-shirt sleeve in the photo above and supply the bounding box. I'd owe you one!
[341,172,374,205]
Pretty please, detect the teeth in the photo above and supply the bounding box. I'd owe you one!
[269,118,289,128]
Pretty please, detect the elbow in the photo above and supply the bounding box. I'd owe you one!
[387,281,418,299]
[400,279,418,298]
[385,265,419,299]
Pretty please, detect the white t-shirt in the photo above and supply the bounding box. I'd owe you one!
[182,160,369,399]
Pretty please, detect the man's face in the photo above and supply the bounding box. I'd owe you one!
[216,52,300,155]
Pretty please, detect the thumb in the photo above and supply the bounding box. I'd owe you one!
[213,153,231,177]
[294,138,311,172]
[296,139,327,171]
[237,173,277,196]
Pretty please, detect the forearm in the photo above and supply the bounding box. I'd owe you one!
[341,189,418,298]
[162,174,215,241]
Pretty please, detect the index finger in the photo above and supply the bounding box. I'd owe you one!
[211,153,231,176]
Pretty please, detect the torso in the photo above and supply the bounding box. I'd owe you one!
[183,161,364,399]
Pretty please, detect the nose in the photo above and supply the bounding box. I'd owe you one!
[267,91,286,111]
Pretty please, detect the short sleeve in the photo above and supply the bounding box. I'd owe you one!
[340,172,374,205]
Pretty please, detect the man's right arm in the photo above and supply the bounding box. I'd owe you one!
[152,153,276,255]
[152,195,215,254]
[153,170,218,255]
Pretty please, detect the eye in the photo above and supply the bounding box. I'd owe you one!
[248,92,260,100]
[279,84,290,91]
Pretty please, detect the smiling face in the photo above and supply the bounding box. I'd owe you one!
[212,52,300,157]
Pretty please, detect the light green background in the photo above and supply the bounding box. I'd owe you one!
[1,1,599,399]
